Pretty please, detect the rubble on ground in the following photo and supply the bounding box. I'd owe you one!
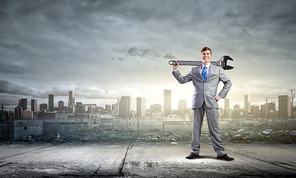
[225,127,296,144]
[1,127,295,145]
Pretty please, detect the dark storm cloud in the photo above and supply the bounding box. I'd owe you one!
[0,61,23,74]
[0,79,118,101]
[0,80,36,96]
[163,53,175,59]
[127,47,161,58]
[0,80,71,99]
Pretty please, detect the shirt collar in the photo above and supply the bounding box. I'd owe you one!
[202,63,211,69]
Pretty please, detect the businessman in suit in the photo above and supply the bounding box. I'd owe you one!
[172,47,234,161]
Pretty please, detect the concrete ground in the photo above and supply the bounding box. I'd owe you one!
[0,141,296,177]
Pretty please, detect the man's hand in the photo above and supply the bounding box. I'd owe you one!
[214,95,221,102]
[173,60,179,70]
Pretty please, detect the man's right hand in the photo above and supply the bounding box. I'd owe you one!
[173,60,179,70]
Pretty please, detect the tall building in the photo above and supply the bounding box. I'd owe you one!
[19,98,27,111]
[75,102,85,113]
[224,107,232,118]
[224,98,230,117]
[224,98,229,109]
[112,104,116,111]
[111,103,117,117]
[68,91,75,107]
[23,109,33,119]
[105,104,111,113]
[15,105,23,119]
[150,104,162,113]
[163,90,171,116]
[88,106,94,113]
[48,94,54,111]
[261,102,276,118]
[251,105,260,118]
[119,96,131,118]
[31,99,37,112]
[58,101,64,112]
[116,97,121,116]
[278,95,291,118]
[137,97,146,117]
[260,104,267,118]
[95,107,105,114]
[178,99,187,117]
[267,102,276,112]
[150,104,162,117]
[234,104,240,118]
[244,95,250,111]
[40,103,47,111]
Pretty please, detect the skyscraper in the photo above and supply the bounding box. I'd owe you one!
[119,96,131,118]
[68,91,75,107]
[224,98,230,109]
[251,105,260,118]
[244,95,250,111]
[15,105,23,119]
[260,104,267,118]
[261,102,276,118]
[48,94,54,111]
[137,97,146,117]
[75,102,85,113]
[105,104,111,113]
[31,99,37,112]
[178,99,187,117]
[88,106,94,113]
[40,103,47,111]
[150,104,162,117]
[224,98,230,118]
[58,101,64,112]
[150,104,162,113]
[19,98,27,111]
[163,90,171,116]
[279,95,291,118]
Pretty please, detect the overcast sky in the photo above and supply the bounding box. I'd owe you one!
[1,0,296,111]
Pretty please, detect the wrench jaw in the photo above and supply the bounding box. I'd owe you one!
[221,55,234,70]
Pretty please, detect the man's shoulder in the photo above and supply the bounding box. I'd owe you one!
[210,64,221,72]
[192,65,201,70]
[210,64,220,69]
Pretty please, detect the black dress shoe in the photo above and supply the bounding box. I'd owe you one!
[217,154,234,161]
[186,152,199,159]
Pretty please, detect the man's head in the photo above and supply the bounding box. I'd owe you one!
[201,47,212,65]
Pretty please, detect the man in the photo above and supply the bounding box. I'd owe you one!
[172,47,234,161]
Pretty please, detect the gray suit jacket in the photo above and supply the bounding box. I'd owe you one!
[172,64,232,109]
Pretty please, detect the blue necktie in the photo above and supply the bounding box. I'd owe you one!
[202,66,207,81]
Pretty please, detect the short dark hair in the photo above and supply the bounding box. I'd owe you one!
[201,47,212,55]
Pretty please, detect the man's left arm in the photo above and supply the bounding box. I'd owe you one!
[216,68,232,101]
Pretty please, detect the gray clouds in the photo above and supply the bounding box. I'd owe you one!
[0,0,296,110]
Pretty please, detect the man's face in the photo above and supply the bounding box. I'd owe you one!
[201,50,212,64]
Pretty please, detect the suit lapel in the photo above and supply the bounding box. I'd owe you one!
[196,65,204,80]
[207,65,213,80]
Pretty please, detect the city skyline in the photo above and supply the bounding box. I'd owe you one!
[1,1,296,111]
[7,89,295,113]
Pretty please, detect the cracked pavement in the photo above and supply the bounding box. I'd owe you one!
[0,141,296,177]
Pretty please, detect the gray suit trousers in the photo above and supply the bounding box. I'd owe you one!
[191,102,225,156]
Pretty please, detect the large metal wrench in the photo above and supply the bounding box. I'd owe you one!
[168,55,234,70]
